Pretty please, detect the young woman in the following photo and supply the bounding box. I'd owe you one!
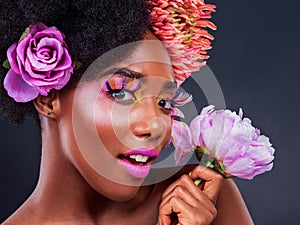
[0,1,254,224]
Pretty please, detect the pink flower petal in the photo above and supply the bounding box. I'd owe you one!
[172,120,193,164]
[16,34,31,66]
[28,23,48,36]
[34,27,65,43]
[3,69,38,102]
[7,43,21,74]
[53,48,72,71]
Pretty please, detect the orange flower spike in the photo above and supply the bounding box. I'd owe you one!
[157,0,169,8]
[149,0,216,83]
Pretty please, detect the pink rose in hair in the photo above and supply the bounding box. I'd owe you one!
[4,22,73,102]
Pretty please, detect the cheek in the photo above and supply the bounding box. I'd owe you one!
[94,98,133,152]
[163,114,173,143]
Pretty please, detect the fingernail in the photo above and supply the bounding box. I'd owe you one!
[188,172,192,176]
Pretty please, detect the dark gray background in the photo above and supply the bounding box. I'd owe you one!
[1,0,299,224]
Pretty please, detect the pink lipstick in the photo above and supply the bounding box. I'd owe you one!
[118,148,158,178]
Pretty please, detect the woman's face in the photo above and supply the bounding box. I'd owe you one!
[57,32,180,201]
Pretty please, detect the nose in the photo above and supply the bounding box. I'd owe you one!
[129,97,168,141]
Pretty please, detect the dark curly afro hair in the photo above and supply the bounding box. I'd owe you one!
[0,0,150,125]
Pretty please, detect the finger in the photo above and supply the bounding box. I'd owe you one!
[161,180,216,215]
[162,174,198,198]
[159,196,193,225]
[189,165,223,203]
[159,196,216,225]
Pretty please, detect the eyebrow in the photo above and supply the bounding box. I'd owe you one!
[103,67,177,88]
[102,67,143,79]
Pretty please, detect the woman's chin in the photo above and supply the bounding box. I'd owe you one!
[102,184,142,202]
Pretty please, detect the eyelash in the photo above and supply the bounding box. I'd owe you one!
[103,77,192,110]
[103,76,140,104]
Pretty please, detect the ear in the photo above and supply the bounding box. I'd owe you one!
[33,90,60,119]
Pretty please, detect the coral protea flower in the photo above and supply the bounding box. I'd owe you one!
[149,0,216,84]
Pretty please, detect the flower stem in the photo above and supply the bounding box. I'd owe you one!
[194,179,202,186]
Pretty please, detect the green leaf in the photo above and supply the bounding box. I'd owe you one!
[74,60,82,71]
[19,27,30,41]
[2,59,10,69]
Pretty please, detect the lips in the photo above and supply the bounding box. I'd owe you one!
[117,148,158,178]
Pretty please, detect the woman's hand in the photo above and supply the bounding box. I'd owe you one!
[157,165,223,225]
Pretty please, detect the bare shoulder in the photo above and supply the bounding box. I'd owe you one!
[213,179,254,225]
[1,201,38,225]
[1,213,28,225]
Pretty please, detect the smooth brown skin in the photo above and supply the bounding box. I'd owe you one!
[2,32,254,225]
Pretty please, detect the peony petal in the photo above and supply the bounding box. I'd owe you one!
[190,114,206,147]
[3,69,38,102]
[171,107,185,118]
[214,137,235,160]
[247,146,275,165]
[200,105,215,115]
[224,157,256,179]
[172,120,193,164]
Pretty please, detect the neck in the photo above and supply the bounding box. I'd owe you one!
[22,118,156,224]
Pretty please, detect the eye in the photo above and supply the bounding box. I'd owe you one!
[157,98,173,110]
[111,89,136,103]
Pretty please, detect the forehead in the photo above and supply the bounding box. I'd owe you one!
[80,33,175,84]
[115,39,174,82]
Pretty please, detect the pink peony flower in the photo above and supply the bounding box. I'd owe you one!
[4,22,73,102]
[172,105,275,180]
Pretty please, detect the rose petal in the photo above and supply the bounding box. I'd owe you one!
[27,38,61,71]
[36,70,71,95]
[36,47,55,62]
[52,70,71,89]
[28,23,48,36]
[53,48,72,71]
[34,27,64,43]
[23,58,47,80]
[36,37,63,61]
[16,34,31,66]
[7,43,21,74]
[3,69,38,102]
